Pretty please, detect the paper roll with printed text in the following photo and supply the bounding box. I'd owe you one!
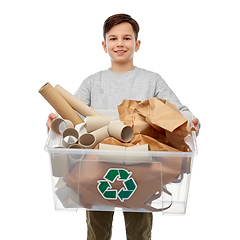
[39,83,84,125]
[54,84,101,117]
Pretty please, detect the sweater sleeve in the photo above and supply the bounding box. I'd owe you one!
[154,76,200,129]
[154,74,191,114]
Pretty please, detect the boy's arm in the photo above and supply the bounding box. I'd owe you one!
[155,75,190,113]
[155,75,200,135]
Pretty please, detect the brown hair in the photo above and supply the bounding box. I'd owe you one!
[103,14,140,41]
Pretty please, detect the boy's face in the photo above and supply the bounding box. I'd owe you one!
[102,22,141,65]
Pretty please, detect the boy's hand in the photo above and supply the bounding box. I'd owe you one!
[46,113,57,133]
[192,118,200,136]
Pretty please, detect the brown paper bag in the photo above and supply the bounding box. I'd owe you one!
[94,134,180,152]
[64,152,182,211]
[118,98,192,151]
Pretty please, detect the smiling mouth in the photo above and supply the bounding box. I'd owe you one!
[114,50,127,56]
[115,50,127,53]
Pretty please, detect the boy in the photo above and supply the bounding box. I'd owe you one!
[47,14,199,240]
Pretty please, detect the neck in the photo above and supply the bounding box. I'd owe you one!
[110,60,135,74]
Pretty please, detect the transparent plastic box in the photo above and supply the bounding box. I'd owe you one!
[45,110,197,215]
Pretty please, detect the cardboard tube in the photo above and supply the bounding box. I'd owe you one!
[62,128,79,148]
[39,83,84,125]
[78,133,96,149]
[125,144,152,165]
[91,125,110,145]
[68,144,84,171]
[86,116,111,132]
[51,147,69,177]
[107,122,134,142]
[51,118,74,134]
[98,143,125,164]
[54,84,100,117]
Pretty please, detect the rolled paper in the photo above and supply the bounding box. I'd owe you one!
[107,122,134,142]
[54,84,101,117]
[62,128,79,148]
[39,83,84,125]
[51,147,69,177]
[125,144,152,165]
[51,118,74,134]
[78,133,96,149]
[91,125,110,146]
[98,143,125,164]
[86,116,111,132]
[68,144,84,171]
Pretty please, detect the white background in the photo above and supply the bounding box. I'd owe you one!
[1,0,239,239]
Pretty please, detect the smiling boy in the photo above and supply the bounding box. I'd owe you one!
[47,14,199,240]
[102,20,140,74]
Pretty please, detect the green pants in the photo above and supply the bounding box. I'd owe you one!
[86,210,152,240]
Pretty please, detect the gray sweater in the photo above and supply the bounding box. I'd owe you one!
[75,67,191,114]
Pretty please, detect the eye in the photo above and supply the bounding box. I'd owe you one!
[125,38,131,40]
[110,38,116,41]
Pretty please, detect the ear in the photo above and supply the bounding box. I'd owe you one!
[102,41,107,53]
[135,40,141,52]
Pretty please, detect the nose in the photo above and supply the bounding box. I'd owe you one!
[117,39,124,47]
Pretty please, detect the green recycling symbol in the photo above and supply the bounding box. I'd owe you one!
[97,168,137,202]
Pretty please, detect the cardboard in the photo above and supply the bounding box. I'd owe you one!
[54,84,100,117]
[78,133,96,149]
[78,125,110,149]
[39,83,84,125]
[51,118,74,134]
[97,143,151,165]
[62,128,79,148]
[86,116,111,132]
[95,134,181,152]
[91,125,110,146]
[51,147,69,177]
[107,122,134,142]
[68,144,84,171]
[98,144,125,164]
[64,154,181,211]
[118,98,192,151]
[136,98,187,135]
[98,143,152,165]
[125,144,152,165]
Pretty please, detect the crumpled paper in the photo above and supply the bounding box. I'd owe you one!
[94,134,181,152]
[118,98,193,152]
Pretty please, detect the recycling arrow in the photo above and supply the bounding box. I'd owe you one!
[98,180,111,193]
[104,169,119,182]
[119,169,131,180]
[118,188,133,202]
[97,168,137,202]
